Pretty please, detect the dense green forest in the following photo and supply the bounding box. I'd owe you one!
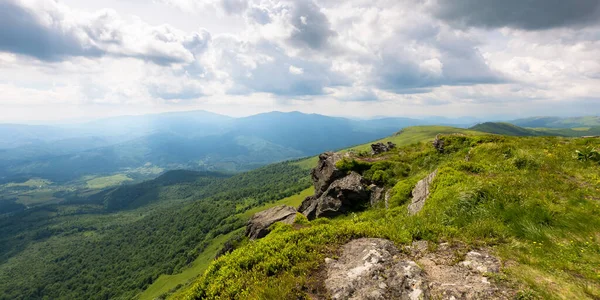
[0,162,311,300]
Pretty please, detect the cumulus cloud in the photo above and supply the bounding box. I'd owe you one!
[430,0,600,30]
[0,0,102,61]
[2,0,600,120]
[211,37,349,95]
[0,0,209,65]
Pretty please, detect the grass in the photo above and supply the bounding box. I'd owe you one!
[179,131,600,299]
[4,178,52,188]
[348,125,481,153]
[86,174,133,189]
[16,190,61,206]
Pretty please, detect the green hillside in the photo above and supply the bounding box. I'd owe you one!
[511,116,600,128]
[178,128,600,299]
[472,122,600,138]
[470,122,547,136]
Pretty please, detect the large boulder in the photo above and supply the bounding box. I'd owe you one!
[245,205,297,240]
[312,152,345,197]
[370,141,396,155]
[408,170,437,215]
[300,172,370,220]
[325,238,428,300]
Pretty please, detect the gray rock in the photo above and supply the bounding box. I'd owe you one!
[371,141,396,155]
[432,135,444,153]
[301,172,370,220]
[459,251,501,274]
[369,184,385,207]
[298,195,318,220]
[407,241,513,299]
[384,190,391,209]
[408,170,438,215]
[245,205,297,240]
[311,152,345,198]
[325,238,428,300]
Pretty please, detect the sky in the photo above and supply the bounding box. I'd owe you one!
[1,0,600,122]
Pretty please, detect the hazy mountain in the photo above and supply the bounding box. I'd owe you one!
[0,111,426,182]
[510,116,600,128]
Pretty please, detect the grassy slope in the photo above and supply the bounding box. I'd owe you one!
[138,187,313,300]
[471,122,600,138]
[512,116,600,128]
[470,122,545,136]
[179,127,600,299]
[348,126,481,153]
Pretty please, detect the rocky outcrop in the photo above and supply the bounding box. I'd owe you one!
[311,152,345,197]
[245,205,297,240]
[301,172,369,219]
[371,142,397,155]
[406,241,514,299]
[323,239,514,300]
[325,238,428,300]
[408,170,437,215]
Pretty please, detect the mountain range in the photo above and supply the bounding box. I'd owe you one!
[0,111,434,182]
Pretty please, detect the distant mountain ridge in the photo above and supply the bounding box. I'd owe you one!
[510,116,600,128]
[0,111,431,182]
[471,122,600,137]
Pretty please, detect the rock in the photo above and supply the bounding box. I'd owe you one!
[459,251,500,274]
[245,205,297,240]
[384,190,391,209]
[408,170,438,215]
[369,185,385,207]
[304,172,370,219]
[432,135,444,153]
[406,241,514,299]
[298,195,318,220]
[312,152,345,197]
[387,141,396,149]
[325,238,428,300]
[370,141,396,155]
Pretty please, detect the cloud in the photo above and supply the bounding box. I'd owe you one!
[287,0,337,50]
[0,0,209,65]
[244,0,337,51]
[288,65,304,75]
[430,0,600,30]
[220,0,248,15]
[211,37,349,96]
[0,0,102,61]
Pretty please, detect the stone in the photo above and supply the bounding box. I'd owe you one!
[245,205,297,240]
[405,241,514,299]
[369,184,385,207]
[325,238,428,300]
[459,251,501,274]
[432,135,444,153]
[308,172,370,219]
[311,152,345,198]
[408,170,438,215]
